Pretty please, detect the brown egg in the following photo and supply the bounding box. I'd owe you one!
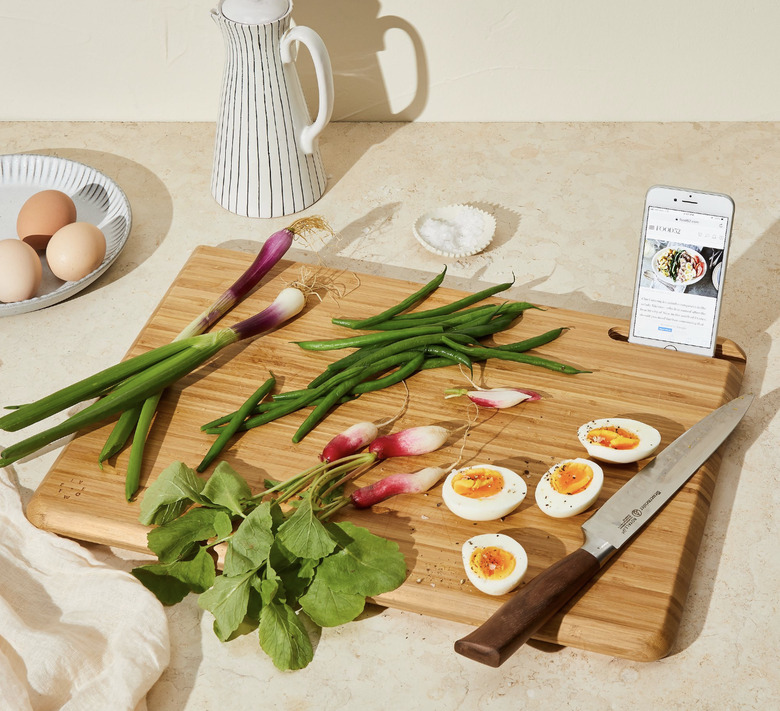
[17,189,77,250]
[0,239,43,302]
[46,222,107,282]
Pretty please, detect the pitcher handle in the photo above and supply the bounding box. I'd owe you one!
[281,25,334,155]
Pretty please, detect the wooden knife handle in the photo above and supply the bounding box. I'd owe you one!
[454,547,601,667]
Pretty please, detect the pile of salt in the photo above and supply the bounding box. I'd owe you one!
[418,209,487,254]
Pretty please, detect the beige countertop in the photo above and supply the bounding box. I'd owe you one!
[0,121,777,709]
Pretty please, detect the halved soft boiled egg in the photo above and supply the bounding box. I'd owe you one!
[535,458,604,518]
[577,417,661,464]
[462,533,528,596]
[442,464,527,521]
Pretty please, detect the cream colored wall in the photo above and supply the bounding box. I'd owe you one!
[1,0,778,122]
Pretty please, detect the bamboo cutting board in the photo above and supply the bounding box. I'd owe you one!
[26,246,746,662]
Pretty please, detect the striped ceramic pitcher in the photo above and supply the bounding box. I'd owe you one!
[211,1,334,218]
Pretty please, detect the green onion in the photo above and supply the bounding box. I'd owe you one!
[100,215,331,468]
[0,339,196,433]
[124,395,161,500]
[0,287,308,471]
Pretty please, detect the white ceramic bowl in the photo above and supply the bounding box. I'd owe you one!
[0,153,132,317]
[413,204,496,258]
[651,246,707,286]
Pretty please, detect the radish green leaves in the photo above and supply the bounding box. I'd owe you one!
[132,457,406,671]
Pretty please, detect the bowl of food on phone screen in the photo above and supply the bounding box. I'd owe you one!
[652,246,707,287]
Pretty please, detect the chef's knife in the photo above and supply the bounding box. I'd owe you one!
[454,394,753,667]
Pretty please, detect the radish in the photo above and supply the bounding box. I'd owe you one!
[320,421,379,463]
[350,465,451,508]
[444,387,540,409]
[368,425,450,460]
[318,385,410,462]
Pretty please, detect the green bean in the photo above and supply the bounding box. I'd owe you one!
[235,391,325,431]
[197,375,276,473]
[459,302,512,325]
[294,324,445,351]
[202,395,358,435]
[449,314,519,339]
[378,281,518,322]
[333,303,499,331]
[276,351,421,401]
[292,356,408,443]
[306,344,384,388]
[350,351,425,394]
[497,327,569,353]
[332,300,539,332]
[333,266,447,329]
[422,344,473,372]
[325,332,476,374]
[202,399,285,430]
[419,355,471,370]
[271,390,315,402]
[301,332,475,397]
[441,337,590,374]
[306,334,475,395]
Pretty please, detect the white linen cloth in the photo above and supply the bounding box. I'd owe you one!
[0,464,170,711]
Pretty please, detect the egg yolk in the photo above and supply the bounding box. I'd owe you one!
[451,468,505,498]
[550,461,593,495]
[586,426,640,450]
[469,546,516,581]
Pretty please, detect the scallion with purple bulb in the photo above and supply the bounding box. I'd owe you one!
[0,216,332,499]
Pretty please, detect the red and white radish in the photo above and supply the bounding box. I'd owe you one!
[320,421,379,463]
[319,386,410,462]
[368,425,450,460]
[444,387,540,409]
[350,465,451,508]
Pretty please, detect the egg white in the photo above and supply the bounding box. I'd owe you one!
[535,458,604,519]
[461,533,528,596]
[442,464,527,522]
[577,417,661,464]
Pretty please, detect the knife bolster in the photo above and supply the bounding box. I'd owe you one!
[581,530,618,566]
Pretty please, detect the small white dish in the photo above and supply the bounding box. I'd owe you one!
[0,153,132,317]
[413,204,496,258]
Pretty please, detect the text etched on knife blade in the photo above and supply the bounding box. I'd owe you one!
[618,489,662,536]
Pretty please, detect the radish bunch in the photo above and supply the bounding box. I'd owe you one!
[318,421,456,509]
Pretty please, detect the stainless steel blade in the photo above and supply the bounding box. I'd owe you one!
[582,394,752,555]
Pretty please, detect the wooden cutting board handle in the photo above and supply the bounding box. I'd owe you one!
[454,547,601,667]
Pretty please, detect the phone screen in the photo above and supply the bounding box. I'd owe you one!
[630,204,730,353]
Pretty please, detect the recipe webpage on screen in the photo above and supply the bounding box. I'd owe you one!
[632,206,728,349]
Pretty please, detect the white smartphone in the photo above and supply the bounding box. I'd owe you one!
[628,185,734,357]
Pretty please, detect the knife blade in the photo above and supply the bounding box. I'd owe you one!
[454,393,753,667]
